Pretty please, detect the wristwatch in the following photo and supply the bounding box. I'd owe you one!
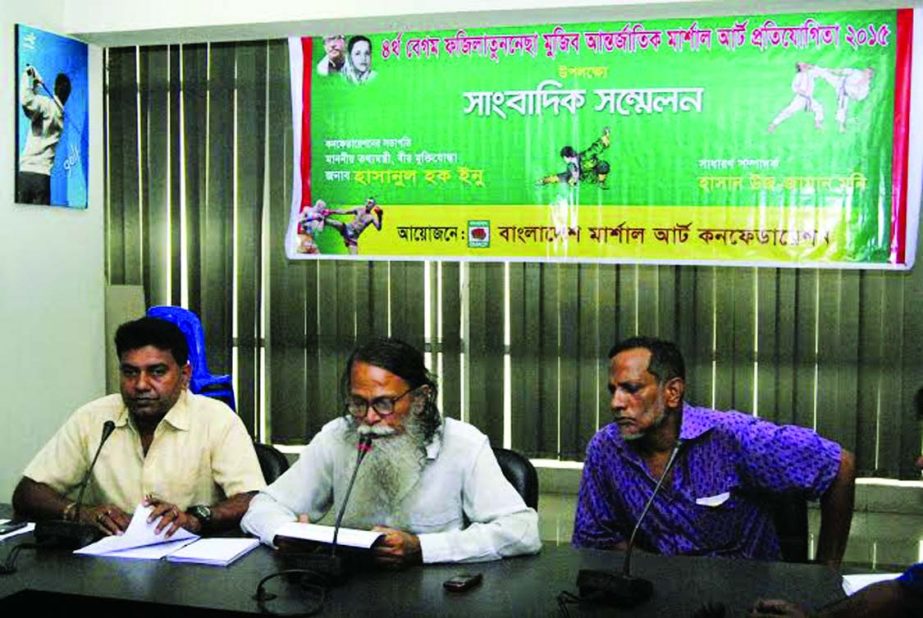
[187,504,212,528]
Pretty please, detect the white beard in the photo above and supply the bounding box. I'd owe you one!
[339,407,432,530]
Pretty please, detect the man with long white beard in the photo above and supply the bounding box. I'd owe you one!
[241,338,541,567]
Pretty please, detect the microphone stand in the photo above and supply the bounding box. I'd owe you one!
[292,435,374,584]
[577,440,684,607]
[34,421,116,549]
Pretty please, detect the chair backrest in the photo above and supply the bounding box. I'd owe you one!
[492,447,539,510]
[769,494,809,563]
[146,305,236,410]
[253,442,291,485]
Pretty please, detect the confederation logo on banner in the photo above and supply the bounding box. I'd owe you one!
[468,220,490,248]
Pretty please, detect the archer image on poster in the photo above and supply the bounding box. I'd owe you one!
[285,10,920,268]
[15,24,89,209]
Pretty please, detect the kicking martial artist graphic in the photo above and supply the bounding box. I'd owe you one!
[323,197,383,255]
[537,126,612,188]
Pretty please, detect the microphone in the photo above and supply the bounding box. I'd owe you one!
[34,421,117,548]
[331,434,374,554]
[577,440,684,607]
[291,433,374,582]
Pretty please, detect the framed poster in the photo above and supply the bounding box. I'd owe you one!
[15,24,89,209]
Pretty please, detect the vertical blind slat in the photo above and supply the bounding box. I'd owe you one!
[201,43,235,376]
[180,44,208,320]
[466,263,504,445]
[234,41,268,435]
[140,46,169,307]
[107,47,140,285]
[439,262,463,420]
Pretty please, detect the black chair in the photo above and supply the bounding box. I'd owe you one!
[769,494,809,563]
[253,442,290,484]
[493,447,539,510]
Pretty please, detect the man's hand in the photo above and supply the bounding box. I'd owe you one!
[144,497,201,537]
[81,504,131,536]
[371,526,422,569]
[25,65,43,83]
[749,599,810,617]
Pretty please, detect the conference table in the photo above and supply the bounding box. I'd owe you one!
[0,525,845,616]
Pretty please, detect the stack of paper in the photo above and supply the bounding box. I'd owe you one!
[166,538,260,566]
[0,519,35,542]
[74,504,258,566]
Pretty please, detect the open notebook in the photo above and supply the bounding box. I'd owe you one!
[74,504,259,566]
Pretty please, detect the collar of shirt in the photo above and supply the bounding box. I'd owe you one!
[114,389,192,432]
[162,390,192,431]
[607,401,717,454]
[677,402,720,442]
[422,418,447,461]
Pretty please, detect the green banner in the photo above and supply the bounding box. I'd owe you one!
[286,9,917,267]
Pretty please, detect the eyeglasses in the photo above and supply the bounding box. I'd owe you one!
[346,387,417,417]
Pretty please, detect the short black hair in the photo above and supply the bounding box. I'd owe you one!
[347,35,372,55]
[608,336,685,383]
[115,317,189,366]
[54,73,71,105]
[341,337,440,441]
[560,146,577,158]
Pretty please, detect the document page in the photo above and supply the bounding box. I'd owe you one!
[274,522,383,549]
[75,504,199,556]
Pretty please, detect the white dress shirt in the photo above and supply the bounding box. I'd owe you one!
[241,417,541,563]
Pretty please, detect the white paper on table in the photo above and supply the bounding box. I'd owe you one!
[841,572,901,595]
[274,522,383,549]
[0,519,36,541]
[75,503,199,557]
[165,538,260,566]
[101,538,197,560]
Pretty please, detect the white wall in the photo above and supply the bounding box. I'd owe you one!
[65,0,918,46]
[0,2,105,501]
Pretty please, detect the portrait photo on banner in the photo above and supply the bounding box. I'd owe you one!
[15,24,89,209]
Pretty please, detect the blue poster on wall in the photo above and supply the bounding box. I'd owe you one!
[15,24,89,209]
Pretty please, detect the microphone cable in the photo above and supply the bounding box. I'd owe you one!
[560,439,685,609]
[622,439,684,578]
[0,542,38,576]
[253,434,374,615]
[331,434,373,554]
[253,569,326,616]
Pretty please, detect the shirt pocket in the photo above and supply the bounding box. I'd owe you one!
[689,487,749,553]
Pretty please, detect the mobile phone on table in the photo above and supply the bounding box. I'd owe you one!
[0,521,28,535]
[443,572,483,592]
